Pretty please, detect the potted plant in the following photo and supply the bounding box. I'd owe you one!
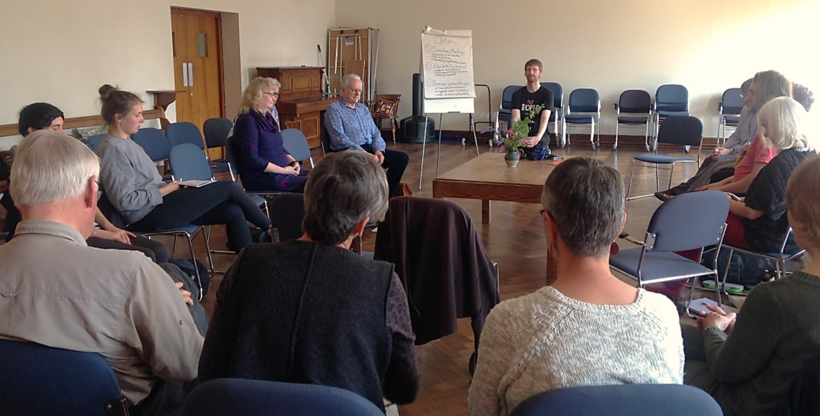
[497,105,544,167]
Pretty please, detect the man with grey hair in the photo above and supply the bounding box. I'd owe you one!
[0,131,204,415]
[325,73,409,198]
[469,157,683,416]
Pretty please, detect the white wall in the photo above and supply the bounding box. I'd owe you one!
[334,0,820,137]
[0,0,335,149]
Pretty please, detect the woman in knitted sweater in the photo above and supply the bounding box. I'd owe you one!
[468,157,684,416]
[683,154,820,416]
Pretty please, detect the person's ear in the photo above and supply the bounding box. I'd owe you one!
[350,217,370,238]
[27,127,36,135]
[619,212,627,234]
[84,176,98,209]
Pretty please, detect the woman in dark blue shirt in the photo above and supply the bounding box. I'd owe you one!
[232,77,309,192]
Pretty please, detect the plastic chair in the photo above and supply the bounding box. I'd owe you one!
[0,338,129,416]
[509,384,722,416]
[614,90,652,151]
[541,82,566,148]
[268,193,305,242]
[718,88,744,146]
[281,128,315,168]
[203,118,232,151]
[87,134,105,151]
[167,122,229,175]
[496,85,524,138]
[610,191,729,308]
[720,228,806,291]
[182,378,384,416]
[563,88,601,150]
[652,84,690,150]
[626,116,703,200]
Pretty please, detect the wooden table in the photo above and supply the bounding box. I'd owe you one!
[433,152,564,284]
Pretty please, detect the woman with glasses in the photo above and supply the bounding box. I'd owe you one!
[231,77,310,193]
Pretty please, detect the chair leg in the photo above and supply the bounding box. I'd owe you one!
[172,235,179,259]
[184,233,203,302]
[668,163,676,190]
[626,160,637,198]
[614,122,619,150]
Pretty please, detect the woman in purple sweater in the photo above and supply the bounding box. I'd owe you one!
[232,77,309,192]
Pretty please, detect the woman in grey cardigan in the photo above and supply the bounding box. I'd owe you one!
[95,85,270,252]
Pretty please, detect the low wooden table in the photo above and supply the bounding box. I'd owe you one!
[433,151,564,284]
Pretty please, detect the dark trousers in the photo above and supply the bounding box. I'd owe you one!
[360,144,409,198]
[87,235,169,263]
[131,181,271,253]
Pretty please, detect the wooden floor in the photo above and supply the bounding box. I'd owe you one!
[194,136,703,416]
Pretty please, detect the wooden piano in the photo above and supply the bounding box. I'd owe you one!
[256,66,335,149]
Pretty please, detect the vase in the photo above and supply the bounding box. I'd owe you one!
[505,149,520,167]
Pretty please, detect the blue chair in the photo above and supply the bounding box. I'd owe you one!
[540,82,566,148]
[0,338,128,416]
[614,90,652,151]
[167,122,229,175]
[87,134,105,151]
[281,128,315,168]
[495,85,523,145]
[718,87,745,145]
[563,88,601,150]
[509,384,722,416]
[652,84,690,150]
[182,378,384,416]
[720,227,806,290]
[131,128,171,162]
[203,118,232,151]
[610,191,729,308]
[626,116,703,200]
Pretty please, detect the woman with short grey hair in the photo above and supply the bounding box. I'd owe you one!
[469,157,684,416]
[199,151,419,411]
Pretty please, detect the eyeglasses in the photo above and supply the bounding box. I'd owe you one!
[263,91,280,98]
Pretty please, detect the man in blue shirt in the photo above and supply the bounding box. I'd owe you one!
[326,74,409,197]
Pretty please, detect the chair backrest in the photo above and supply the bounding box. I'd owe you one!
[501,85,523,110]
[281,128,312,165]
[656,84,689,112]
[224,136,239,175]
[182,378,384,416]
[166,121,206,150]
[0,339,127,416]
[269,193,305,241]
[656,115,703,146]
[540,82,564,109]
[568,88,600,113]
[321,123,334,154]
[131,128,172,162]
[618,89,652,114]
[87,134,105,151]
[203,118,233,149]
[720,87,745,115]
[645,191,728,252]
[508,384,722,416]
[170,143,213,181]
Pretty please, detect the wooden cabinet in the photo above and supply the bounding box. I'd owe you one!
[256,66,334,148]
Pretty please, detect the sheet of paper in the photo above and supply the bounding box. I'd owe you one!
[421,27,475,99]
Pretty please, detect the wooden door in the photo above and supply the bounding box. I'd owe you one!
[171,8,224,157]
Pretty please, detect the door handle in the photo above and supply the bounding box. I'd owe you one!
[182,62,189,87]
[187,63,194,87]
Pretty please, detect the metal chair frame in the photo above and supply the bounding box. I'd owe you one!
[614,89,652,151]
[650,84,690,151]
[719,228,806,295]
[563,88,601,150]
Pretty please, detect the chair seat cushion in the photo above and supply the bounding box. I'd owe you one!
[564,114,599,124]
[610,247,716,285]
[657,110,689,117]
[722,115,740,125]
[634,154,695,164]
[618,116,650,124]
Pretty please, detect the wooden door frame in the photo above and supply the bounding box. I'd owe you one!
[170,6,226,119]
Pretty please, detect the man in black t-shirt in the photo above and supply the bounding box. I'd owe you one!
[511,59,554,160]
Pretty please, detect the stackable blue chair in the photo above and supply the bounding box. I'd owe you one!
[540,82,565,148]
[0,339,129,416]
[496,85,523,135]
[563,88,601,150]
[610,191,729,307]
[167,121,229,175]
[614,90,652,151]
[87,134,105,152]
[718,87,745,145]
[509,384,722,416]
[281,128,315,169]
[651,84,690,150]
[131,128,172,162]
[183,379,384,416]
[626,116,703,200]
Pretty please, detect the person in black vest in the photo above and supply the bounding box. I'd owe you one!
[198,150,420,410]
[511,59,554,160]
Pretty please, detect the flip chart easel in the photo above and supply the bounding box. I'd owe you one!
[418,26,480,190]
